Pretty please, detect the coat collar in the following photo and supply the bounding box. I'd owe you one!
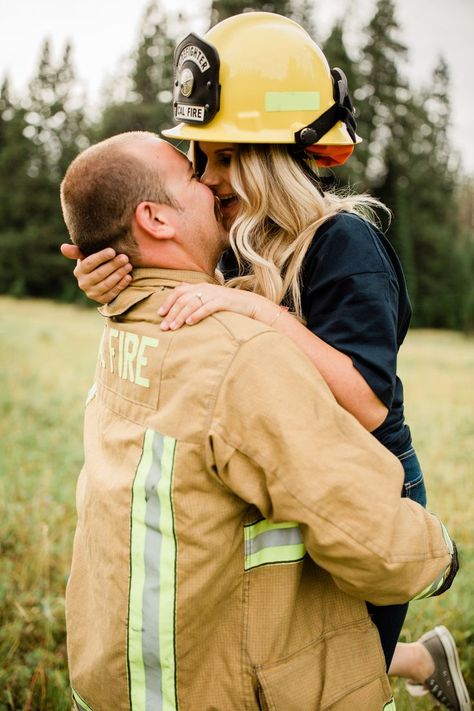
[98,268,221,318]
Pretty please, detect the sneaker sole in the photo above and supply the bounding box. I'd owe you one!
[405,680,429,697]
[434,625,471,711]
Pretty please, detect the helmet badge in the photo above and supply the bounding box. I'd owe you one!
[180,68,194,98]
[172,33,221,125]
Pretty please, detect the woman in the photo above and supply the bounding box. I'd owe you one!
[62,12,469,710]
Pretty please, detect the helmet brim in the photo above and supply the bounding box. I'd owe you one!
[162,120,361,146]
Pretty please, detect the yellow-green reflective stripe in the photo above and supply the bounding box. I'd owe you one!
[412,566,448,600]
[158,436,178,711]
[128,430,178,711]
[383,699,396,710]
[413,521,454,601]
[129,430,153,708]
[265,91,321,112]
[244,519,306,570]
[441,521,454,554]
[72,688,94,711]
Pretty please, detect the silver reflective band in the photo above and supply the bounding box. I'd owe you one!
[244,519,306,570]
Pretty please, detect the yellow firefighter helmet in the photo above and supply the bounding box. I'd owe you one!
[162,12,360,165]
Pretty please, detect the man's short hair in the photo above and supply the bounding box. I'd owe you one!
[60,132,176,259]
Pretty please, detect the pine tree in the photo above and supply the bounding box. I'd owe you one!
[96,0,174,139]
[25,40,87,179]
[131,1,174,108]
[376,55,469,329]
[321,20,363,187]
[0,79,34,295]
[456,177,474,330]
[355,0,408,187]
[0,79,30,227]
[0,41,88,299]
[428,57,453,168]
[406,60,467,329]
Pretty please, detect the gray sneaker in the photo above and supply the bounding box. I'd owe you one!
[414,625,471,710]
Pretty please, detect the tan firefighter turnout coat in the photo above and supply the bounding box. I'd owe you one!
[66,269,454,711]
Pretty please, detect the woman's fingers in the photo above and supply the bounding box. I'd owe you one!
[158,283,192,316]
[95,274,133,304]
[160,291,212,330]
[74,253,131,295]
[159,284,260,330]
[160,285,230,330]
[73,250,124,283]
[60,243,84,260]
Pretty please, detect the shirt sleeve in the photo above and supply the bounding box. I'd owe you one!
[302,214,400,408]
[207,330,454,606]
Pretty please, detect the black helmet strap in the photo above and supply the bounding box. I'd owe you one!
[294,68,357,147]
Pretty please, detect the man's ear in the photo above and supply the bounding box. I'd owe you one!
[135,202,176,239]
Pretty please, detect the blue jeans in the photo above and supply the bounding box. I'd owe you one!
[400,448,427,507]
[367,449,427,668]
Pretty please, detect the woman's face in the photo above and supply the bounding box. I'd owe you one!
[197,142,239,232]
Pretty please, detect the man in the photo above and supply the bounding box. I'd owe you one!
[61,132,457,711]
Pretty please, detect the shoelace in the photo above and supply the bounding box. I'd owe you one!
[426,679,456,710]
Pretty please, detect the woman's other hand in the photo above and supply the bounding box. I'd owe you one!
[60,245,132,304]
[158,283,282,331]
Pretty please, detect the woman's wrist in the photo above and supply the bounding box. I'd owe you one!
[268,305,289,327]
[252,296,289,327]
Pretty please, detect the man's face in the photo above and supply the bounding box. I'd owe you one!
[131,137,228,263]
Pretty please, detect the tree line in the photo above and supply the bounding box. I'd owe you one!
[1,0,473,330]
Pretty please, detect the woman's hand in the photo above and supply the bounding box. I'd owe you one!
[60,244,132,304]
[159,283,282,331]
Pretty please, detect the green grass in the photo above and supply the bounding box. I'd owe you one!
[0,298,102,710]
[391,330,474,709]
[0,298,472,710]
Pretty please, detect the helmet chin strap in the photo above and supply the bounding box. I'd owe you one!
[294,68,357,147]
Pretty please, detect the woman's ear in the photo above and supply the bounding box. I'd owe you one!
[135,202,176,239]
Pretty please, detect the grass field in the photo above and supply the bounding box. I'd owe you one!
[0,296,473,710]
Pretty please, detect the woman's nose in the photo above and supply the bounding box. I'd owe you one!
[200,165,218,188]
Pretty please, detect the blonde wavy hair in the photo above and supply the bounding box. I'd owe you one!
[225,143,389,318]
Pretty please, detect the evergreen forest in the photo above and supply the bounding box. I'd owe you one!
[1,0,473,330]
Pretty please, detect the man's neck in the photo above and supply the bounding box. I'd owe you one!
[133,244,218,277]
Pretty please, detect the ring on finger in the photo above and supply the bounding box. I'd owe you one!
[195,292,205,305]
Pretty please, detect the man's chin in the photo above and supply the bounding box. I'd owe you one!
[218,223,230,245]
[222,211,237,233]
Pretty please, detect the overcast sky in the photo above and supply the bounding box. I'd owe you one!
[1,0,473,172]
